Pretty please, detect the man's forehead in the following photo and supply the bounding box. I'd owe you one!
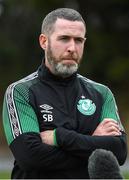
[55,18,85,27]
[53,18,86,35]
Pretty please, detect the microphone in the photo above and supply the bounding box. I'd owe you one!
[88,149,123,179]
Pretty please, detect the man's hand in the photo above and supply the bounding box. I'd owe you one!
[92,118,122,136]
[40,130,54,145]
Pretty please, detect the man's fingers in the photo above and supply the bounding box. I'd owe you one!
[40,130,54,145]
[92,118,122,136]
[102,118,118,125]
[109,131,122,136]
[107,122,120,129]
[107,125,122,135]
[102,118,121,131]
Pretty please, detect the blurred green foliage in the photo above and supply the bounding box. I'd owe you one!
[0,170,129,179]
[0,0,129,146]
[0,171,11,179]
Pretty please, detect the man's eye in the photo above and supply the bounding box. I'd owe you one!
[60,37,69,41]
[75,38,84,43]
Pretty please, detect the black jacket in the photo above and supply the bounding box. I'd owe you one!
[3,62,127,179]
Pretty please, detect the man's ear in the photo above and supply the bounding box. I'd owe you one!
[39,34,47,50]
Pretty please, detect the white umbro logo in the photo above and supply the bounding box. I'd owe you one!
[40,104,53,113]
[40,104,54,122]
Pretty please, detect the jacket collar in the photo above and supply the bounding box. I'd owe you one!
[38,60,77,85]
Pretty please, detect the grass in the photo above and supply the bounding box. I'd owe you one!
[123,171,129,179]
[0,171,11,179]
[0,171,129,179]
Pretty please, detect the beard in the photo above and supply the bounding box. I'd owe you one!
[46,41,81,78]
[55,62,78,78]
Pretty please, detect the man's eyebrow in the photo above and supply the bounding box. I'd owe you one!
[75,37,86,41]
[58,35,86,40]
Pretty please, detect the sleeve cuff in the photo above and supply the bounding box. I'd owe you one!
[53,129,58,146]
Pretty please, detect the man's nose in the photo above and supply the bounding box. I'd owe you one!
[67,39,76,52]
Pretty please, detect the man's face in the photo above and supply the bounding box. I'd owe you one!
[43,18,86,77]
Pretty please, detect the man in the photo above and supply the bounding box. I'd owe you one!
[2,8,127,179]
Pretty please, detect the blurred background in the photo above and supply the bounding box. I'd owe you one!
[0,0,129,178]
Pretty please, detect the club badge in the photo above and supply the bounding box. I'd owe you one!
[77,98,96,116]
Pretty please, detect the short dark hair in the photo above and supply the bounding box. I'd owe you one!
[41,8,86,35]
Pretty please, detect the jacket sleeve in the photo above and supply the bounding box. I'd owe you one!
[9,132,84,171]
[2,83,84,171]
[55,87,127,166]
[55,127,127,165]
[99,86,125,131]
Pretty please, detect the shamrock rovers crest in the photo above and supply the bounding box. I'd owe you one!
[77,98,96,115]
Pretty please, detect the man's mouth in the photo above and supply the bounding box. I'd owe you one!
[61,59,77,65]
[62,57,77,61]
